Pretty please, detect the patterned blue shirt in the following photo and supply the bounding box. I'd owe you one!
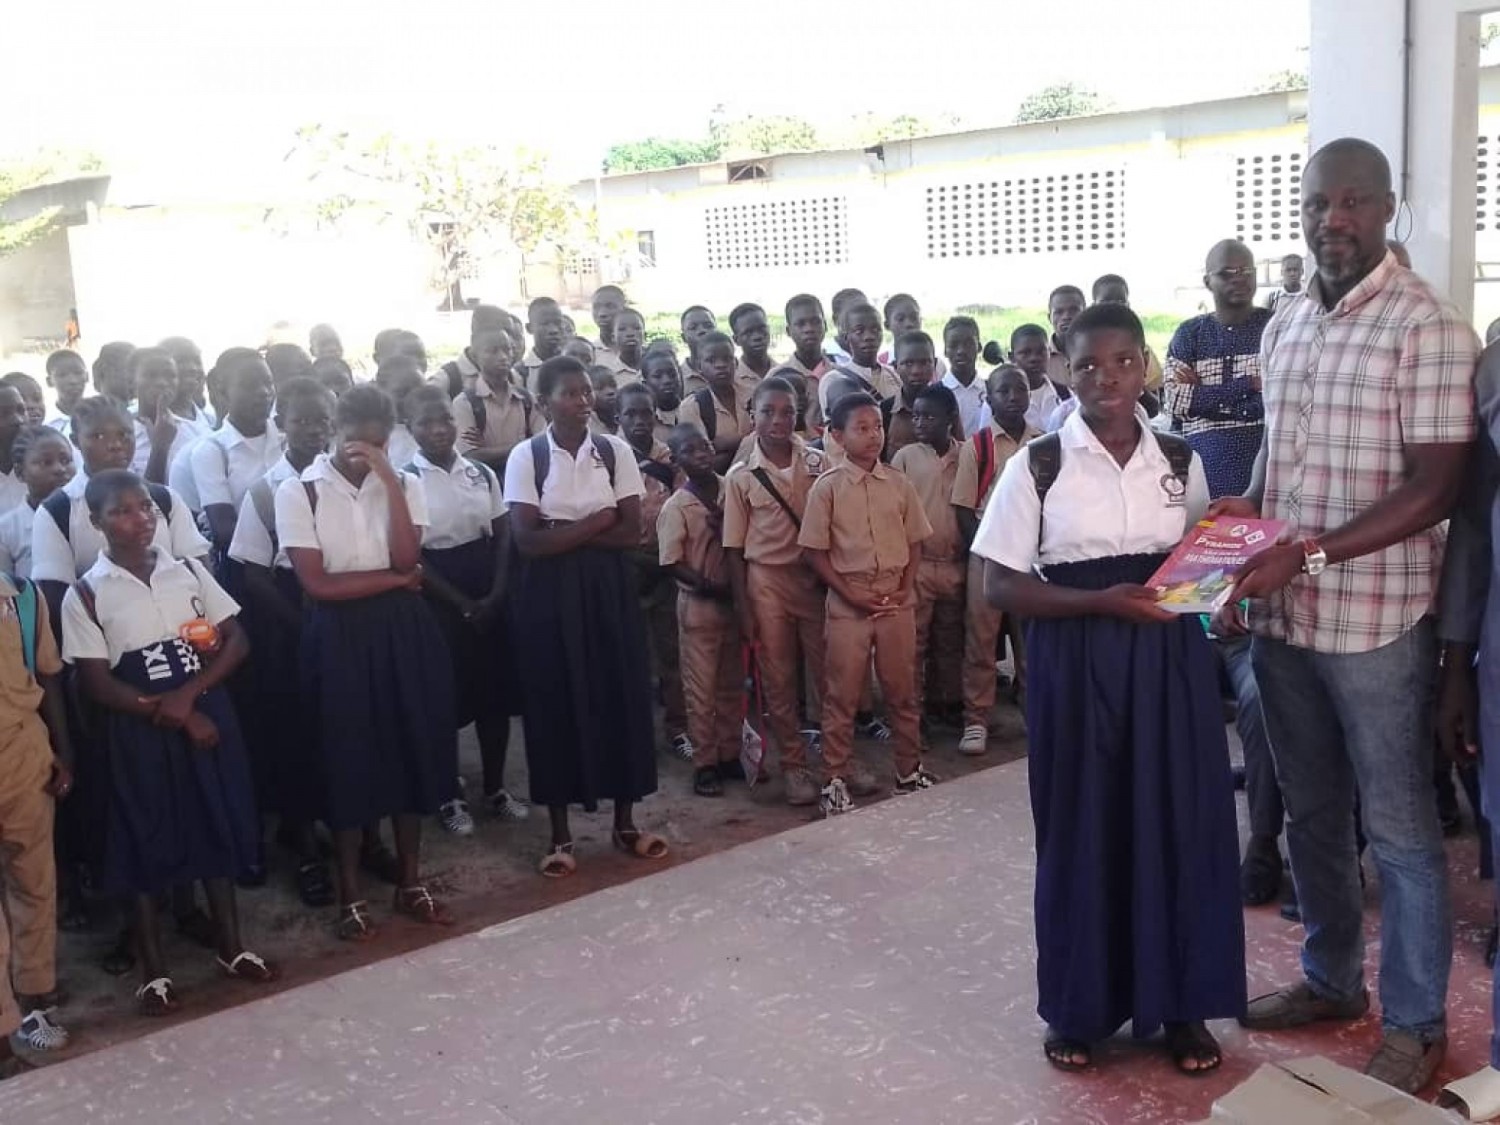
[1163,309,1271,498]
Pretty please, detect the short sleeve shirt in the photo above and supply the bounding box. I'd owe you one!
[658,481,727,590]
[501,430,645,521]
[0,574,62,729]
[0,504,36,580]
[61,551,238,668]
[31,473,209,584]
[275,454,429,574]
[228,457,300,570]
[410,452,505,550]
[188,420,284,511]
[952,422,1043,515]
[680,389,754,462]
[891,441,963,562]
[452,380,543,460]
[798,461,933,575]
[722,437,826,566]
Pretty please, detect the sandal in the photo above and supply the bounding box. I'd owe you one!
[175,908,217,950]
[693,766,723,797]
[612,828,669,860]
[1043,1029,1093,1072]
[15,1008,69,1051]
[101,927,135,976]
[296,861,335,908]
[334,901,377,943]
[1165,1021,1222,1077]
[539,842,576,879]
[217,950,280,983]
[359,842,402,886]
[393,885,453,926]
[135,977,179,1017]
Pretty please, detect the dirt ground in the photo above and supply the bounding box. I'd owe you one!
[29,702,1030,1065]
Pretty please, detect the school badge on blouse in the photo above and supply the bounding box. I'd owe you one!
[1159,474,1187,507]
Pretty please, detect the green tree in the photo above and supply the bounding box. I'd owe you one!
[603,137,721,174]
[1257,68,1308,93]
[0,150,104,258]
[1014,82,1107,125]
[709,108,820,158]
[291,126,581,307]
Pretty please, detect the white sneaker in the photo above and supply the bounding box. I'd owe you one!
[438,799,475,836]
[819,778,855,817]
[486,790,530,821]
[958,725,988,756]
[895,765,939,795]
[14,1008,68,1051]
[670,734,696,762]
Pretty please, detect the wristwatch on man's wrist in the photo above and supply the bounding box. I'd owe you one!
[1300,538,1327,577]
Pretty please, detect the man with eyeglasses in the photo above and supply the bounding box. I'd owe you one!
[1212,138,1479,1095]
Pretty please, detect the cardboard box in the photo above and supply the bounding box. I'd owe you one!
[1193,1056,1459,1123]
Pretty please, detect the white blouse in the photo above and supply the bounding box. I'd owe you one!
[187,419,284,510]
[274,454,429,574]
[227,456,301,570]
[502,429,644,522]
[61,550,239,668]
[971,408,1209,575]
[0,503,36,578]
[31,472,209,584]
[410,452,505,551]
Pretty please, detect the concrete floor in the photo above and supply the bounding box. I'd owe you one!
[2,748,1496,1124]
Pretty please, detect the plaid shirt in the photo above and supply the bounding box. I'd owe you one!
[1249,252,1478,654]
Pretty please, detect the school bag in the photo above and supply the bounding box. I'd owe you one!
[1026,429,1193,548]
[461,386,534,443]
[528,431,616,499]
[972,429,998,507]
[5,575,39,675]
[43,484,174,545]
[693,388,720,444]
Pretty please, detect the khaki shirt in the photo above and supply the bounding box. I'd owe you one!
[891,442,963,562]
[658,480,727,591]
[885,401,918,461]
[635,443,674,551]
[734,359,769,408]
[798,460,933,576]
[0,576,61,736]
[680,388,754,462]
[776,353,835,433]
[723,436,827,567]
[952,421,1043,515]
[818,361,901,412]
[452,378,543,459]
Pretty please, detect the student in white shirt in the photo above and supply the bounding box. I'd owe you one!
[971,302,1243,1076]
[503,356,664,877]
[226,377,334,908]
[159,336,216,437]
[405,386,527,832]
[32,397,208,625]
[44,349,90,439]
[274,384,457,941]
[186,350,281,550]
[61,469,273,1016]
[0,386,31,513]
[0,427,75,580]
[374,355,422,467]
[125,347,195,486]
[940,317,987,437]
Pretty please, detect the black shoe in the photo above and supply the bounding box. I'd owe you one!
[692,766,723,797]
[1240,836,1283,906]
[296,861,336,908]
[718,759,748,782]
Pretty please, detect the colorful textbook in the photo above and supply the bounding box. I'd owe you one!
[1147,517,1288,614]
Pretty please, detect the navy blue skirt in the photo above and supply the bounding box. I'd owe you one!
[1026,553,1246,1041]
[422,536,517,726]
[509,544,657,810]
[99,639,261,897]
[301,589,457,831]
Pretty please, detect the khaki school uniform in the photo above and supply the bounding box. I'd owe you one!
[681,387,754,467]
[722,437,827,772]
[452,378,543,465]
[891,441,965,712]
[653,408,682,447]
[634,444,685,742]
[798,461,932,784]
[952,420,1042,726]
[734,359,769,408]
[659,480,741,769]
[0,578,63,1030]
[817,361,901,414]
[777,354,835,434]
[683,362,707,396]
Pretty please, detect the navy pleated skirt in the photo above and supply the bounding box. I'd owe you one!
[301,589,457,831]
[422,536,517,726]
[99,639,261,897]
[509,544,657,811]
[1026,552,1246,1042]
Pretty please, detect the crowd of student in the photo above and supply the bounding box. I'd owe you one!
[3,131,1500,1105]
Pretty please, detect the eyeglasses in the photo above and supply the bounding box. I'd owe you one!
[1211,267,1257,280]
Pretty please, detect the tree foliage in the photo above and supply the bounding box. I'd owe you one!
[1257,68,1308,93]
[1014,82,1107,125]
[291,126,581,305]
[0,150,104,258]
[710,110,820,159]
[603,137,721,173]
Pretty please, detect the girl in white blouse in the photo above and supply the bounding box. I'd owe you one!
[60,470,274,1016]
[275,385,458,941]
[405,386,527,829]
[503,357,665,877]
[971,302,1244,1077]
[0,427,75,580]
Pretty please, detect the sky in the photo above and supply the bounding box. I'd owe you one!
[4,0,1311,190]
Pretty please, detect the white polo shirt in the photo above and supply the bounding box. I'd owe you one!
[228,456,302,570]
[45,414,72,441]
[971,407,1208,573]
[387,424,419,469]
[31,472,209,584]
[274,454,429,574]
[174,402,217,438]
[0,468,26,516]
[61,550,238,668]
[941,370,988,438]
[0,503,36,578]
[188,419,283,511]
[130,414,196,478]
[502,429,644,522]
[409,452,505,550]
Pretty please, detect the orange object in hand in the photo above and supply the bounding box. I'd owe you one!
[179,618,221,655]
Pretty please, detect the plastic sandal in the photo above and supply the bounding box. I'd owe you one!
[539,842,576,878]
[1165,1021,1223,1077]
[612,828,669,860]
[393,885,453,926]
[15,1008,69,1051]
[135,977,179,1017]
[217,950,280,983]
[1043,1032,1093,1072]
[296,861,335,908]
[334,901,376,942]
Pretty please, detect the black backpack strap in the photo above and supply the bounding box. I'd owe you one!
[530,432,551,501]
[42,490,72,542]
[1026,433,1062,553]
[146,482,173,520]
[750,467,800,529]
[694,388,718,444]
[1152,431,1193,488]
[71,576,99,627]
[302,479,318,515]
[464,389,487,438]
[591,434,617,485]
[640,459,675,490]
[440,360,464,399]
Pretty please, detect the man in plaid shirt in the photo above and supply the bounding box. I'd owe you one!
[1214,137,1478,1094]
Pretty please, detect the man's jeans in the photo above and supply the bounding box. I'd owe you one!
[1218,635,1281,840]
[1252,621,1450,1041]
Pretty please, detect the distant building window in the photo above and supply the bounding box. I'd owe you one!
[1479,136,1494,232]
[727,161,770,183]
[1235,151,1303,244]
[703,196,848,271]
[565,253,599,276]
[637,230,657,266]
[925,168,1125,258]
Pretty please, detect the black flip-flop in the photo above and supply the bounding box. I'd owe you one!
[1043,1031,1093,1072]
[297,861,335,908]
[1165,1021,1222,1077]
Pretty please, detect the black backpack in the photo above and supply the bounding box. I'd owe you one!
[529,432,616,498]
[44,483,174,544]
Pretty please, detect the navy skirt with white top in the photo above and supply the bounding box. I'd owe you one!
[509,543,657,810]
[99,638,261,897]
[301,588,458,831]
[422,535,518,726]
[1025,552,1246,1042]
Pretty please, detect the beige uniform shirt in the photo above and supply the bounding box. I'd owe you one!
[798,461,933,576]
[891,442,963,562]
[722,437,826,567]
